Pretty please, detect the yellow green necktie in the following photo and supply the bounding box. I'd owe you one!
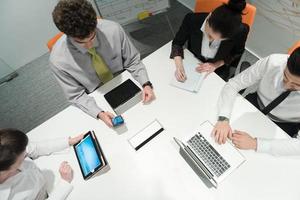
[88,47,113,83]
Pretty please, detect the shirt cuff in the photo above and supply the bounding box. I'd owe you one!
[137,71,150,86]
[217,111,231,120]
[256,138,272,153]
[91,107,103,119]
[48,180,73,200]
[170,44,184,59]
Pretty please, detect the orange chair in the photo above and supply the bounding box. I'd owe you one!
[288,41,300,55]
[194,0,256,28]
[47,32,64,51]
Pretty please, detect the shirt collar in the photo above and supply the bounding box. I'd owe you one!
[200,17,206,34]
[68,30,100,54]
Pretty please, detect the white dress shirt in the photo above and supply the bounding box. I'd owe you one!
[218,54,300,122]
[0,138,73,200]
[257,137,300,156]
[200,18,222,60]
[218,54,300,156]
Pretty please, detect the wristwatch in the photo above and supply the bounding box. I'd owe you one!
[218,116,229,122]
[142,81,153,89]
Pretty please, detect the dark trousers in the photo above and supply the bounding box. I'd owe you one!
[245,92,300,137]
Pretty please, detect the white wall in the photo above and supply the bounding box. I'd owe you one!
[246,0,300,58]
[0,0,59,75]
[0,58,14,79]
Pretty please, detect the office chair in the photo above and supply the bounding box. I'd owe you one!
[47,32,64,51]
[194,0,256,80]
[194,0,256,28]
[288,41,300,55]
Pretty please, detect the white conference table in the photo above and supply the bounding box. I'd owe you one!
[28,42,300,200]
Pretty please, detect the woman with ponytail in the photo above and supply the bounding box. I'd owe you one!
[170,0,249,81]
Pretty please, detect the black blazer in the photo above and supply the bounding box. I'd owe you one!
[170,12,249,66]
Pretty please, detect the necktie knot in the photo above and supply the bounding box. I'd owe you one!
[88,47,97,56]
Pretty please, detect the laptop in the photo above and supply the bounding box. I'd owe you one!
[104,79,142,115]
[174,121,245,187]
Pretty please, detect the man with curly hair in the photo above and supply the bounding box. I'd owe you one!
[50,0,155,127]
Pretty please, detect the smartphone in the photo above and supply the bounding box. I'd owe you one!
[112,115,124,126]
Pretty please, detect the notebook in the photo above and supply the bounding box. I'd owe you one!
[170,58,206,93]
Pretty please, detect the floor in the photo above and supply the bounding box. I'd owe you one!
[0,0,259,133]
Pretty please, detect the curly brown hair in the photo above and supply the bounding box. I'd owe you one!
[52,0,97,39]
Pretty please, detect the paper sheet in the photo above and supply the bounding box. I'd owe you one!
[170,58,206,93]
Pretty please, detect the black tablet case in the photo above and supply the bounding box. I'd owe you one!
[104,79,141,109]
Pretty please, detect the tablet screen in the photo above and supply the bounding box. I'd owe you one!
[75,133,102,177]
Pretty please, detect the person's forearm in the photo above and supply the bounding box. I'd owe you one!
[50,62,103,119]
[46,180,73,200]
[126,62,150,86]
[71,94,103,119]
[26,138,69,159]
[213,60,225,69]
[174,56,183,69]
[257,138,300,156]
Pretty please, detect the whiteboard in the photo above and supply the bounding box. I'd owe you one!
[94,0,170,25]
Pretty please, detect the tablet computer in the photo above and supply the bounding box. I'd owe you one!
[73,131,107,180]
[104,79,142,115]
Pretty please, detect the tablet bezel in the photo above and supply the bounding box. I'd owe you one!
[73,131,106,180]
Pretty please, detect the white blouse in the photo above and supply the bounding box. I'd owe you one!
[200,18,223,60]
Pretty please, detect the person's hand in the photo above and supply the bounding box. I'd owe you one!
[59,161,73,183]
[212,121,232,144]
[142,86,155,103]
[68,134,84,146]
[175,66,187,82]
[196,62,216,74]
[98,111,114,128]
[232,130,257,150]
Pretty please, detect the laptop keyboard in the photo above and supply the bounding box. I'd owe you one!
[187,133,230,177]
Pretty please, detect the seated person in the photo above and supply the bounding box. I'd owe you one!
[0,128,82,200]
[213,47,300,151]
[170,0,249,81]
[50,0,155,128]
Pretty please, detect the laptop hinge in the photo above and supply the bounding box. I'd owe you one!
[185,146,217,186]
